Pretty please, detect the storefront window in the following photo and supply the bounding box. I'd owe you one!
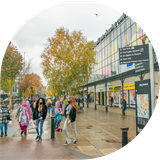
[96,93,99,105]
[90,93,94,103]
[130,89,135,108]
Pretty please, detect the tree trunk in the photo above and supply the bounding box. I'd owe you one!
[9,87,12,109]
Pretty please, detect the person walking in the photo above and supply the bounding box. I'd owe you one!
[63,96,78,145]
[77,98,81,107]
[15,100,31,136]
[122,98,127,116]
[54,97,65,128]
[111,96,113,107]
[46,99,52,116]
[0,102,12,137]
[33,97,47,141]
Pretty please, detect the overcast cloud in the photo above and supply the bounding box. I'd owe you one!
[12,3,122,86]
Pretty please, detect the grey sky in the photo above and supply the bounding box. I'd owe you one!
[12,3,122,86]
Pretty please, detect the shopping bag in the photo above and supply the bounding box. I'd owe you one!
[28,119,35,130]
[8,121,13,127]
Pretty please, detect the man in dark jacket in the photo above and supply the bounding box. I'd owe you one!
[122,98,127,115]
[111,96,113,107]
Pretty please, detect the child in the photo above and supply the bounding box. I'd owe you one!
[55,108,63,131]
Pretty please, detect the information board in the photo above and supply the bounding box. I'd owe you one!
[119,44,150,73]
[135,79,151,135]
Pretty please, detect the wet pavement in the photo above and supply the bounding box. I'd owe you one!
[0,103,136,159]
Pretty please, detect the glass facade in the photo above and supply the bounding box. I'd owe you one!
[89,16,156,83]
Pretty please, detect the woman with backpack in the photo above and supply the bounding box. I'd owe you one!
[46,99,52,116]
[63,96,78,145]
[54,97,65,128]
[0,102,12,137]
[15,100,31,136]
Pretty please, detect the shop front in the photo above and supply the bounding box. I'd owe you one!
[89,92,94,103]
[108,83,136,108]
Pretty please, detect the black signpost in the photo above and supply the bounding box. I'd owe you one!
[135,79,151,135]
[119,44,150,73]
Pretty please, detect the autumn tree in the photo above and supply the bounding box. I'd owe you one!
[1,42,23,108]
[41,27,96,96]
[19,73,43,99]
[18,59,32,98]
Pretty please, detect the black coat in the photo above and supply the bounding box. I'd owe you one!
[32,98,47,120]
[69,106,76,123]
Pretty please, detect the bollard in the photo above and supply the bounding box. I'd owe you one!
[87,103,89,108]
[106,105,108,112]
[121,127,129,147]
[50,116,55,139]
[83,103,84,108]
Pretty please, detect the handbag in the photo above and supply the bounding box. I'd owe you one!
[28,119,36,130]
[8,121,13,127]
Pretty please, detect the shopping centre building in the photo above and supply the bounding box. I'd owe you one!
[82,13,159,109]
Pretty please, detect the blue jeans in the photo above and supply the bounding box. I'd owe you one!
[111,101,113,107]
[1,123,8,133]
[36,114,44,137]
[48,107,51,114]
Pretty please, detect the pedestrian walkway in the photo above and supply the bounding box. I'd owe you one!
[0,104,136,159]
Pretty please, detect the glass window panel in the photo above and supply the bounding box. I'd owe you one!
[118,36,121,49]
[107,44,110,58]
[121,32,125,48]
[131,18,135,25]
[115,52,118,61]
[127,27,131,45]
[111,62,115,75]
[124,20,127,31]
[114,29,117,39]
[105,58,108,66]
[127,18,131,28]
[111,32,113,41]
[131,24,136,43]
[111,54,114,63]
[115,60,119,74]
[110,41,114,56]
[114,38,118,52]
[104,47,107,59]
[108,57,111,64]
[121,23,124,33]
[117,25,121,36]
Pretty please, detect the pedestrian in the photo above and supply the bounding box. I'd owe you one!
[77,97,81,107]
[0,102,12,137]
[63,96,78,145]
[54,97,65,128]
[46,99,52,116]
[33,97,47,141]
[81,97,84,104]
[15,100,31,136]
[122,98,127,116]
[111,96,113,107]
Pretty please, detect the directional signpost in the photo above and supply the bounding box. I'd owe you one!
[119,44,155,135]
[119,44,149,73]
